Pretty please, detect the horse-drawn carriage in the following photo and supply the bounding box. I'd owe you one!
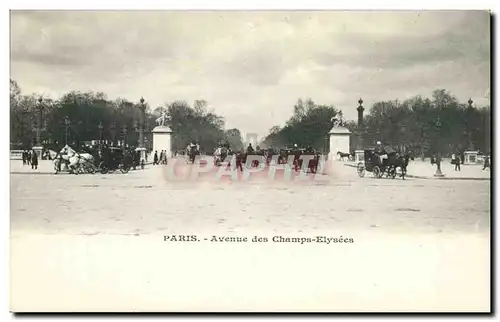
[356,147,413,180]
[356,149,396,179]
[98,147,133,174]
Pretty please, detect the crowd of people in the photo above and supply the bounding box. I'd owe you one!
[21,150,38,170]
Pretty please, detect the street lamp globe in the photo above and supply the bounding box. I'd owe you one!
[435,117,441,129]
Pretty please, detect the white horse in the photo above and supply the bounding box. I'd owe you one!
[213,147,228,166]
[54,145,94,173]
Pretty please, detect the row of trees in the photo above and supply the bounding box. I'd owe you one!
[10,79,244,153]
[262,89,491,156]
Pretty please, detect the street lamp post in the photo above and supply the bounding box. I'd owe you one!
[138,97,146,148]
[356,98,364,150]
[98,121,103,145]
[401,124,406,152]
[434,117,444,177]
[467,98,474,150]
[109,121,117,146]
[64,116,71,145]
[136,97,147,160]
[122,125,128,149]
[35,97,44,146]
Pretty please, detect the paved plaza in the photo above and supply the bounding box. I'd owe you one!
[10,159,491,312]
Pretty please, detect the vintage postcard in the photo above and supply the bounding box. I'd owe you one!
[9,10,491,312]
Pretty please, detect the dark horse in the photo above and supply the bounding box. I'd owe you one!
[187,145,200,164]
[337,151,351,161]
[391,152,414,180]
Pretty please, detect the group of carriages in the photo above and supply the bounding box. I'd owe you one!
[53,145,143,175]
[209,142,322,174]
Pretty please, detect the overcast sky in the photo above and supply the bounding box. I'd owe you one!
[10,10,490,138]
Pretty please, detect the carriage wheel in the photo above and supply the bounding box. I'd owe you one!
[372,166,381,178]
[120,165,130,174]
[87,164,96,174]
[99,162,109,174]
[357,162,365,178]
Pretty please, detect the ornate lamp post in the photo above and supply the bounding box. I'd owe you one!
[109,121,117,146]
[98,121,103,145]
[356,98,364,149]
[135,97,147,160]
[122,124,128,149]
[134,119,139,138]
[467,98,474,150]
[138,97,146,146]
[434,117,444,177]
[401,124,406,152]
[64,116,71,145]
[29,97,47,158]
[34,97,44,146]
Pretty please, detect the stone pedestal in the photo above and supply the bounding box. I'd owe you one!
[32,146,43,159]
[354,150,364,163]
[464,151,479,164]
[152,126,173,159]
[328,126,351,162]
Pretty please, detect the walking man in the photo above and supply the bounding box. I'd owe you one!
[31,149,38,170]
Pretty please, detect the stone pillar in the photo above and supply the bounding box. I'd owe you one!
[356,98,364,150]
[152,125,173,160]
[354,98,365,163]
[328,126,351,162]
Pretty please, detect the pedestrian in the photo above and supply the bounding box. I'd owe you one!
[153,150,158,165]
[31,149,38,170]
[483,156,490,170]
[26,150,31,166]
[451,153,458,171]
[22,150,26,165]
[454,153,461,171]
[159,150,164,165]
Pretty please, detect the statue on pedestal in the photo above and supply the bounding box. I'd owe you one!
[155,111,171,127]
[330,111,344,128]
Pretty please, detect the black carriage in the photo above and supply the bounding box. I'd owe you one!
[98,147,132,174]
[356,148,397,179]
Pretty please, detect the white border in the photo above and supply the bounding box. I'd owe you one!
[2,1,497,321]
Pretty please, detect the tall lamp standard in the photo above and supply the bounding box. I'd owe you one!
[31,97,46,158]
[467,98,474,151]
[136,97,147,160]
[98,121,103,146]
[64,116,71,145]
[33,97,44,158]
[122,125,128,150]
[434,116,444,177]
[34,97,44,146]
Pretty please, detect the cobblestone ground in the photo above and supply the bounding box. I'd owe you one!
[10,159,491,312]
